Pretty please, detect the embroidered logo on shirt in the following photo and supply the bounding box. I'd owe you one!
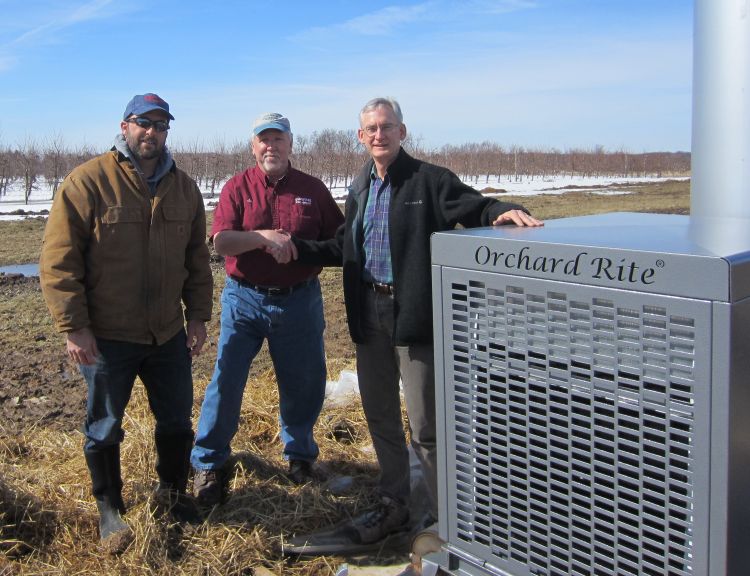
[404,200,423,205]
[295,197,312,205]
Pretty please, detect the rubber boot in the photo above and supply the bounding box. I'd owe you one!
[84,445,134,554]
[154,430,202,524]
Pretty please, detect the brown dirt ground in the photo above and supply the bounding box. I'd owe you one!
[0,273,85,431]
[0,264,355,434]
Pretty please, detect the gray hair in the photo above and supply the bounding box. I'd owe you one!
[359,97,403,125]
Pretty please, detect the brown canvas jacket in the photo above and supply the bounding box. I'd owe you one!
[40,150,213,344]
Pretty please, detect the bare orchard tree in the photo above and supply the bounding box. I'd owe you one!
[0,139,11,199]
[476,142,502,184]
[291,133,314,176]
[70,143,98,171]
[172,140,205,190]
[229,140,252,176]
[18,137,41,204]
[306,129,363,189]
[402,132,426,159]
[43,132,68,199]
[0,132,692,201]
[333,129,362,189]
[206,137,230,196]
[310,129,339,188]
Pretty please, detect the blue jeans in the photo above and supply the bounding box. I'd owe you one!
[191,276,327,470]
[80,330,194,452]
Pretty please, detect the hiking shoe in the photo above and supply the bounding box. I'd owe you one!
[288,460,315,485]
[192,468,224,506]
[282,497,411,556]
[348,496,410,545]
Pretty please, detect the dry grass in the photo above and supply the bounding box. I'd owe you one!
[0,179,690,574]
[0,219,47,267]
[498,179,690,221]
[0,265,375,575]
[0,369,387,575]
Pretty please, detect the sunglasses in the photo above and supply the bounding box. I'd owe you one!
[126,117,170,132]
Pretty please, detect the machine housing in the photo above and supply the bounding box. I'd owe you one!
[431,212,750,576]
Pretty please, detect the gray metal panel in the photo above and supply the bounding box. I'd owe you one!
[433,263,451,544]
[433,213,713,255]
[437,267,712,576]
[729,253,750,302]
[726,297,750,574]
[708,302,731,576]
[430,212,750,302]
[709,297,750,576]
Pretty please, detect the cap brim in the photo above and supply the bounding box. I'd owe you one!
[253,122,289,135]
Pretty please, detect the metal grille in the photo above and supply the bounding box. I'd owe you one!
[443,269,710,576]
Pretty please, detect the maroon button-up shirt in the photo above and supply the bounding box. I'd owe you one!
[211,164,343,287]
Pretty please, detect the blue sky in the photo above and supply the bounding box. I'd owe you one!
[0,0,692,152]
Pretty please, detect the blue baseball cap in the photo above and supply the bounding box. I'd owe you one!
[123,93,175,120]
[252,112,291,136]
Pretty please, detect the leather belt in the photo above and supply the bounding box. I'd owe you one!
[230,275,310,296]
[365,281,394,295]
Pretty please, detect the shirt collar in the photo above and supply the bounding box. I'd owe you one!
[370,165,390,183]
[254,162,292,187]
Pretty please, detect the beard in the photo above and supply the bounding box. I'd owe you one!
[260,154,287,178]
[125,132,164,163]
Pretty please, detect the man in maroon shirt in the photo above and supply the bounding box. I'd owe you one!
[190,112,344,505]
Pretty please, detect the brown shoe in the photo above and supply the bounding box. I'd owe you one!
[192,468,224,506]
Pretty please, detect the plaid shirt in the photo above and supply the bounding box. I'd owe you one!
[362,169,393,284]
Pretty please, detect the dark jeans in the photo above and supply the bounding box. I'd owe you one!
[79,330,193,452]
[356,289,438,517]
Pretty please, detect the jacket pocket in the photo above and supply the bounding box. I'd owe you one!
[102,206,143,223]
[163,205,189,237]
[98,206,144,251]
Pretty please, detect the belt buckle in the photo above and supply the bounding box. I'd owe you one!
[372,282,392,295]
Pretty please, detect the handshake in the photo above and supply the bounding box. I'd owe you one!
[260,229,298,264]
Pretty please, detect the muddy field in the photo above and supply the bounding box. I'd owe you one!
[0,273,82,431]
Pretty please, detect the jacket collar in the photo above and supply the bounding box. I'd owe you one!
[351,147,413,195]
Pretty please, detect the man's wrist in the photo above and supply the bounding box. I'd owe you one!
[66,326,91,335]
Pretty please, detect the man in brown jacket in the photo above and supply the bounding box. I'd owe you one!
[40,93,213,554]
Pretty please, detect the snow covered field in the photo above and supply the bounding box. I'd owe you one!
[0,174,688,221]
[328,174,687,200]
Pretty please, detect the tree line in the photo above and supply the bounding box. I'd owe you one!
[0,131,690,202]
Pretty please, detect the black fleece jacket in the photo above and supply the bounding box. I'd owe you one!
[293,148,528,345]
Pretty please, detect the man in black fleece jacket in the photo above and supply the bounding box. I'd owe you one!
[288,97,543,551]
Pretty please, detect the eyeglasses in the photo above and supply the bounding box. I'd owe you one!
[126,117,170,132]
[362,123,399,137]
